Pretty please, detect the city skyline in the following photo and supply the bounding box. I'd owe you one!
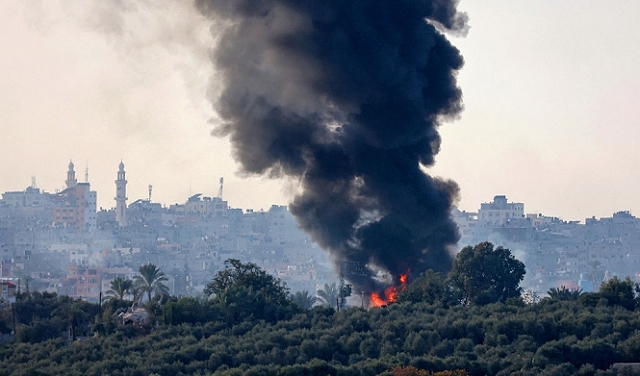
[2,1,640,220]
[2,162,626,225]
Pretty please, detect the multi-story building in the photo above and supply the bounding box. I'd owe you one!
[179,194,229,217]
[50,162,97,232]
[451,208,478,245]
[1,186,51,209]
[478,195,525,226]
[66,265,101,300]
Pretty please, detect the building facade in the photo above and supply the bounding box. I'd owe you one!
[478,195,525,226]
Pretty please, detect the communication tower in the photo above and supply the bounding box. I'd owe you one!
[217,177,224,199]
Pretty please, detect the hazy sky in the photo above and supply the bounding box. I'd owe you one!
[1,1,639,222]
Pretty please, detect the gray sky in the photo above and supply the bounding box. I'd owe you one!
[1,1,639,221]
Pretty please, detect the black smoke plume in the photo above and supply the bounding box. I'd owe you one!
[197,0,466,293]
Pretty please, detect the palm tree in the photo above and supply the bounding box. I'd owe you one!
[316,282,339,307]
[292,290,317,309]
[547,286,583,301]
[105,277,133,301]
[134,263,169,303]
[587,260,605,286]
[53,299,86,341]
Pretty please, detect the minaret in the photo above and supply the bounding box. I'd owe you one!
[115,161,128,227]
[65,160,77,189]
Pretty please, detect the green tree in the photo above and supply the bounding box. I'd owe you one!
[134,263,169,303]
[104,277,133,301]
[204,259,293,323]
[599,276,636,310]
[52,300,86,341]
[161,296,219,325]
[448,241,526,305]
[546,286,583,301]
[292,290,317,309]
[398,269,456,305]
[316,282,339,307]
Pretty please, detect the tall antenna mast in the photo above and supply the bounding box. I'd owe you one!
[217,177,224,199]
[148,185,153,202]
[85,164,89,183]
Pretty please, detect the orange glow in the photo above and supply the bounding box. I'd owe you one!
[385,286,398,302]
[369,270,411,307]
[370,286,399,307]
[370,292,386,307]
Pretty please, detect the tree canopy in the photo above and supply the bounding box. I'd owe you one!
[104,277,133,302]
[8,252,640,375]
[316,282,339,308]
[134,263,169,303]
[449,241,526,305]
[398,269,456,306]
[4,292,640,375]
[292,290,317,310]
[598,276,637,310]
[546,286,583,302]
[204,259,294,323]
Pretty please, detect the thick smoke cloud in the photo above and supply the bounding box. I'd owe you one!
[197,0,466,292]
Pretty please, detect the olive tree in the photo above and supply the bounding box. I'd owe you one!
[449,241,525,305]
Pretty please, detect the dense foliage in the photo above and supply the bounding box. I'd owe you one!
[3,298,640,375]
[449,242,526,305]
[2,248,640,375]
[204,259,295,324]
[134,263,170,303]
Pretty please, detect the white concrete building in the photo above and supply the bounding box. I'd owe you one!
[478,195,525,226]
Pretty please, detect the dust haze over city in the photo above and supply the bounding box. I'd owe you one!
[2,1,640,222]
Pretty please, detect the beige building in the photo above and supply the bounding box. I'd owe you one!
[51,162,97,232]
[478,195,524,226]
[172,194,229,217]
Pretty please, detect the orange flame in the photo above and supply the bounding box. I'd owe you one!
[385,286,398,302]
[370,292,386,307]
[369,270,410,307]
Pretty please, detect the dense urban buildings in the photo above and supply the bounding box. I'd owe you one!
[0,162,331,303]
[454,195,640,293]
[1,164,639,303]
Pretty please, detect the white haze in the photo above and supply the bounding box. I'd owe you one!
[2,1,640,220]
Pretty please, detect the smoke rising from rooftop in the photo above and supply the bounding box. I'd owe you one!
[197,0,466,292]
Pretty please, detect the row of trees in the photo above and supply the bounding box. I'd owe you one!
[106,261,341,310]
[0,263,173,343]
[4,289,640,375]
[4,241,640,375]
[1,259,346,343]
[0,241,551,342]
